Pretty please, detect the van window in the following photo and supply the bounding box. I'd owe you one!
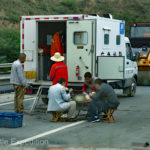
[74,31,88,45]
[126,43,133,60]
[116,35,121,45]
[104,34,109,45]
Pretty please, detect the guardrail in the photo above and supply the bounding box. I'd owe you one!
[0,63,12,87]
[0,63,12,68]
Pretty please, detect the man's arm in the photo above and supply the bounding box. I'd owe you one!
[82,84,87,93]
[16,65,26,85]
[61,87,71,101]
[90,85,105,101]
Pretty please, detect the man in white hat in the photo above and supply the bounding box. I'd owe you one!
[49,52,68,87]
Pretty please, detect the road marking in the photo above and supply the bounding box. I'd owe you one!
[0,98,35,106]
[11,120,85,146]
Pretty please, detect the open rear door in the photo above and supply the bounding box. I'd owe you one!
[98,56,125,80]
[22,20,37,80]
[67,20,94,82]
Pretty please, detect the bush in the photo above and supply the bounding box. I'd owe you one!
[0,28,20,63]
[51,0,83,14]
[6,13,19,23]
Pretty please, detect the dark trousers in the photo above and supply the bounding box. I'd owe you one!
[88,99,118,119]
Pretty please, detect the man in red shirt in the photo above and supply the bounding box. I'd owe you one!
[82,72,97,94]
[49,52,68,87]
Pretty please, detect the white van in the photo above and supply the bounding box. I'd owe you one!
[20,14,139,98]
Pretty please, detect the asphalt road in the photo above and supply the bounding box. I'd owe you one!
[0,85,13,94]
[0,86,150,149]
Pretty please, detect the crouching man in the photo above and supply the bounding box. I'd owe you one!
[47,78,76,121]
[86,79,120,123]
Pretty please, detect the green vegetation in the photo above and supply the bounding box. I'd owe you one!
[0,28,20,63]
[0,0,150,63]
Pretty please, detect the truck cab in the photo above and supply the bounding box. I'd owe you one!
[129,22,150,85]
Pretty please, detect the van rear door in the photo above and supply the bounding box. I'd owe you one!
[67,20,94,82]
[22,20,37,80]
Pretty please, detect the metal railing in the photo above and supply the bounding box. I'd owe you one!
[0,63,12,68]
[0,63,12,86]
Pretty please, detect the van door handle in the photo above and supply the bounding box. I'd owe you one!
[126,62,129,64]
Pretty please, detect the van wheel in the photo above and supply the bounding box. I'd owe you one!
[42,98,48,105]
[128,80,136,97]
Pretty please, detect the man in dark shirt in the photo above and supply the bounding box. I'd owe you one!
[86,79,120,122]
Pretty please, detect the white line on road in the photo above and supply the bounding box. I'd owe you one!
[0,98,35,106]
[11,120,85,146]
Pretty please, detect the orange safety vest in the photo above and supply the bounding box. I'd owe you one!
[50,32,64,56]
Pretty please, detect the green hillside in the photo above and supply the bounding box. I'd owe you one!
[0,0,150,63]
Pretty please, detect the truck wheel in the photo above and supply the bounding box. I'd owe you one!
[42,98,48,105]
[128,80,136,97]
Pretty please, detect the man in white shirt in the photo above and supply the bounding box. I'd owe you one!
[47,78,76,121]
[10,53,27,113]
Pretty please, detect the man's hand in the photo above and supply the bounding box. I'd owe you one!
[84,94,91,102]
[23,84,26,88]
[89,92,96,97]
[69,88,73,93]
[84,98,91,102]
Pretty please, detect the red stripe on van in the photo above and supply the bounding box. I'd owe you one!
[54,17,59,19]
[22,23,24,29]
[35,18,40,20]
[73,17,79,19]
[44,17,50,20]
[26,18,31,20]
[22,44,24,50]
[63,17,69,19]
[22,34,24,39]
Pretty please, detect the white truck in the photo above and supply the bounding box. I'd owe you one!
[20,14,139,101]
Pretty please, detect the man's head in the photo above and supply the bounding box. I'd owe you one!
[19,53,26,63]
[58,78,66,87]
[94,79,103,89]
[84,72,92,83]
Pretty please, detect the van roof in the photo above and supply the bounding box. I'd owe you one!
[20,14,124,22]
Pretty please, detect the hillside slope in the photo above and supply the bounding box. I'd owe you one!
[0,0,150,63]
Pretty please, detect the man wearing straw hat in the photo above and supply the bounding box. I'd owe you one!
[49,52,68,87]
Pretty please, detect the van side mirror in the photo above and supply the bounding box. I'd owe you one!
[133,52,140,61]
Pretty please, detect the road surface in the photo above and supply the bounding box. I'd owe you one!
[0,86,150,149]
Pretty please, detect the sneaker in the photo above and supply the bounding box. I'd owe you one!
[99,114,107,120]
[88,116,100,123]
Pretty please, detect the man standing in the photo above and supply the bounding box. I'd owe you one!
[49,52,68,87]
[86,79,120,122]
[10,53,27,113]
[82,72,97,94]
[47,78,76,121]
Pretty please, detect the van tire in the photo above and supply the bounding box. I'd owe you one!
[127,79,136,97]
